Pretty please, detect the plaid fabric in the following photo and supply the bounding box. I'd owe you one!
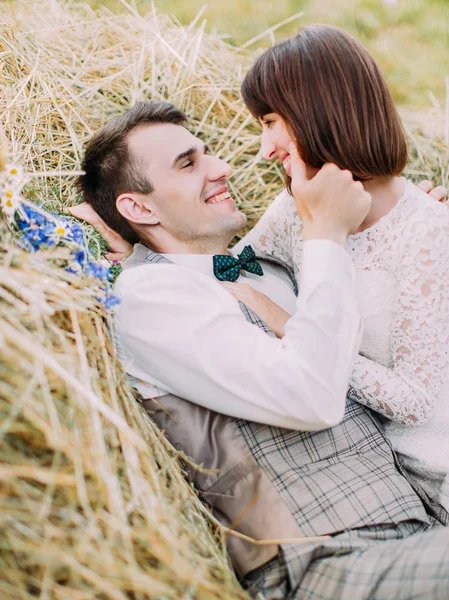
[244,521,449,599]
[236,399,429,540]
[237,300,276,337]
[125,245,447,598]
[133,245,432,531]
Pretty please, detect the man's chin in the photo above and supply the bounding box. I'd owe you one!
[224,210,247,233]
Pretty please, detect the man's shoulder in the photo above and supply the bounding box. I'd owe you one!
[115,261,197,294]
[113,260,232,311]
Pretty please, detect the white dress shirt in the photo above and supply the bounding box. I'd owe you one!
[113,240,362,431]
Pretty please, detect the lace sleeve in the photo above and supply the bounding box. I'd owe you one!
[235,189,299,273]
[349,209,449,426]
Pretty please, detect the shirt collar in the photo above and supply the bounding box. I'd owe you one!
[162,252,233,278]
[122,243,234,279]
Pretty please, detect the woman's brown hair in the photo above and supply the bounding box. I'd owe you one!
[241,24,407,181]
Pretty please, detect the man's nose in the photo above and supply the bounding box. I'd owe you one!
[261,132,277,161]
[208,155,233,180]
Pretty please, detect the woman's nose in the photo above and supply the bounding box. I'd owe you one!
[261,133,277,161]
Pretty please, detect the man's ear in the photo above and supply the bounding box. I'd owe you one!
[116,193,160,225]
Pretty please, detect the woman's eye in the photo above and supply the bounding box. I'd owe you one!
[265,120,274,128]
[181,160,193,169]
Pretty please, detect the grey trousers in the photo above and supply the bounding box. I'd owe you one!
[242,521,449,599]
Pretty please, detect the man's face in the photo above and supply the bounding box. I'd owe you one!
[126,123,247,252]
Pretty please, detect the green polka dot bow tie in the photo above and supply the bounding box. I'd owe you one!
[213,245,264,282]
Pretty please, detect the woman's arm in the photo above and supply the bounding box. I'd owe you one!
[69,183,446,263]
[220,281,291,337]
[349,206,449,426]
[68,203,133,260]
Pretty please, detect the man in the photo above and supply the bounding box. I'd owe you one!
[75,101,449,599]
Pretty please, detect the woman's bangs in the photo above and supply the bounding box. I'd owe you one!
[241,60,273,120]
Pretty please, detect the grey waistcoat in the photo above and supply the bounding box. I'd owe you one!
[122,244,430,578]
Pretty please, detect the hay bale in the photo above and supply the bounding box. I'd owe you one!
[1,2,254,596]
[0,238,247,599]
[0,0,283,237]
[0,1,448,598]
[1,1,447,223]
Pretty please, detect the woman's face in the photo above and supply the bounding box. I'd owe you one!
[260,112,319,180]
[259,113,293,175]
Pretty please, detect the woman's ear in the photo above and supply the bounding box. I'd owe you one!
[116,193,160,225]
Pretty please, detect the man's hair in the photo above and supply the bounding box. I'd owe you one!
[77,101,187,244]
[241,24,407,184]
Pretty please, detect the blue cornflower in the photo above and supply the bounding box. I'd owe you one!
[66,263,82,275]
[72,247,87,267]
[66,222,85,244]
[104,294,121,309]
[20,204,49,228]
[11,197,118,311]
[21,227,51,251]
[85,260,110,281]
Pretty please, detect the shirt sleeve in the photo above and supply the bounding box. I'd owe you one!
[114,240,361,431]
[348,209,449,426]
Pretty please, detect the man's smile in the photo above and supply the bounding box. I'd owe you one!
[205,184,234,205]
[205,191,234,205]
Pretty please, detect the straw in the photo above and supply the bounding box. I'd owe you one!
[1,1,448,598]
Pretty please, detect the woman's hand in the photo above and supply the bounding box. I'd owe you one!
[220,282,291,338]
[68,202,134,261]
[67,180,447,262]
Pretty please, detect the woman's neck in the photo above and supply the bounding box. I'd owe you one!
[355,176,406,233]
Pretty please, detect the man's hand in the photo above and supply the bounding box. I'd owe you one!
[220,282,291,338]
[68,203,133,261]
[417,180,448,202]
[288,142,372,246]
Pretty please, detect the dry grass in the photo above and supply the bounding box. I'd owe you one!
[0,1,448,598]
[0,237,249,599]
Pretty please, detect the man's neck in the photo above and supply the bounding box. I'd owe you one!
[354,175,406,233]
[138,232,232,256]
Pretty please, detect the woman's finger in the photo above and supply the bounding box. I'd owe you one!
[104,251,133,262]
[68,203,133,253]
[220,282,249,291]
[68,202,105,226]
[288,141,307,187]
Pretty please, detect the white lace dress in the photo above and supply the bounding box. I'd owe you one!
[238,180,449,511]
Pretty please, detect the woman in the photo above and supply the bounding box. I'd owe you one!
[231,24,449,515]
[71,25,449,515]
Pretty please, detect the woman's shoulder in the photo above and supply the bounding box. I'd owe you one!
[401,180,449,226]
[397,180,449,260]
[253,187,300,230]
[269,187,297,212]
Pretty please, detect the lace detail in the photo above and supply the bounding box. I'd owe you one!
[240,180,449,439]
[442,476,449,512]
[235,190,300,273]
